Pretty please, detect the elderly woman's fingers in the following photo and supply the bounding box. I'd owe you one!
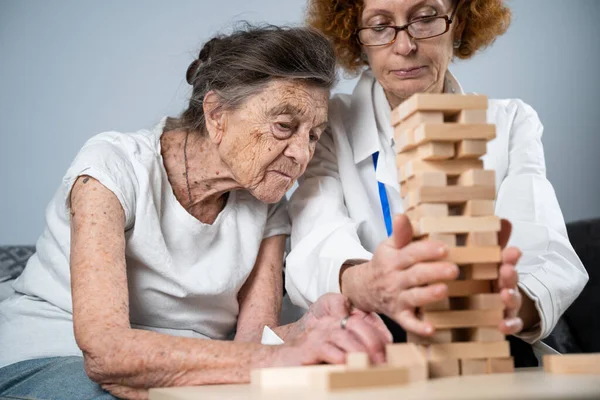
[501,287,522,317]
[400,262,458,290]
[377,240,448,273]
[499,317,524,335]
[394,309,434,336]
[398,283,449,309]
[498,263,519,290]
[361,312,394,343]
[316,342,346,365]
[344,316,389,364]
[501,246,522,266]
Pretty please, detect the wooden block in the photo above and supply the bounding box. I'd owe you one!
[466,232,499,246]
[400,172,447,198]
[543,354,600,375]
[461,263,499,280]
[464,327,506,342]
[443,246,502,264]
[404,186,496,210]
[486,357,515,373]
[463,294,503,310]
[407,330,453,345]
[457,169,496,187]
[463,200,495,216]
[455,140,487,159]
[418,141,455,160]
[393,109,444,131]
[399,159,483,182]
[460,359,487,376]
[393,93,488,123]
[251,364,346,389]
[396,130,416,154]
[385,343,428,382]
[422,309,503,329]
[424,233,457,247]
[457,109,487,124]
[446,280,492,297]
[428,359,460,378]
[414,216,501,236]
[422,298,451,311]
[313,365,409,391]
[347,352,370,369]
[425,341,510,361]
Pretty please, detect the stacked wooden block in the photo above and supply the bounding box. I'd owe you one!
[391,93,514,377]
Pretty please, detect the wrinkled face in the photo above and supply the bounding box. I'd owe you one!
[215,80,329,203]
[361,0,456,105]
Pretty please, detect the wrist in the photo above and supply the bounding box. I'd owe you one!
[341,262,369,311]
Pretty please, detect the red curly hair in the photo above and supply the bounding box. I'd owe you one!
[307,0,511,73]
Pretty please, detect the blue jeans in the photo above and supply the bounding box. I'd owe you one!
[0,357,116,400]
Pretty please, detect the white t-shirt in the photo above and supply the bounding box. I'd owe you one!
[0,118,290,368]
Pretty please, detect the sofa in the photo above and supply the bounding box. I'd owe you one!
[1,218,599,353]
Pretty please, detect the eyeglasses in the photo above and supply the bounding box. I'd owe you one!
[356,3,460,47]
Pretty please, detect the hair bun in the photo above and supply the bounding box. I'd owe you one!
[186,37,222,85]
[185,59,200,85]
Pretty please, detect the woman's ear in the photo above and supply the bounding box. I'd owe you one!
[203,90,226,144]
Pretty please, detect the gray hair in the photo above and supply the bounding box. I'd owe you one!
[166,24,337,135]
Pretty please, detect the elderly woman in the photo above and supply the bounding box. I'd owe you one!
[287,0,588,365]
[0,26,391,400]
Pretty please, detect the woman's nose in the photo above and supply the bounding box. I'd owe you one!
[283,134,311,166]
[392,30,417,56]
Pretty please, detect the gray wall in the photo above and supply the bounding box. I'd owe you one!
[1,1,599,245]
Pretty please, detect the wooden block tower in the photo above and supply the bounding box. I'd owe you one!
[391,93,514,378]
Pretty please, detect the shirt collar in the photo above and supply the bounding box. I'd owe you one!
[347,69,464,165]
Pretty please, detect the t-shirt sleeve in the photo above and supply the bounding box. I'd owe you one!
[62,133,138,229]
[263,197,291,239]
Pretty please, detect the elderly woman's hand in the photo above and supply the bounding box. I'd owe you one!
[275,293,392,366]
[341,215,525,337]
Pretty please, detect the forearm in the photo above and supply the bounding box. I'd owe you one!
[83,327,276,391]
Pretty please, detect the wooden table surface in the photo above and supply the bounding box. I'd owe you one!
[150,369,600,400]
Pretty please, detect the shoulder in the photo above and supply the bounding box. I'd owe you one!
[488,99,543,132]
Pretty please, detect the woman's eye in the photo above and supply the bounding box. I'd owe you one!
[275,122,293,132]
[309,133,319,143]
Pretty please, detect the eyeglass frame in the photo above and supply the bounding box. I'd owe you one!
[356,2,461,47]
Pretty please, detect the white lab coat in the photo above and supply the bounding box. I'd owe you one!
[286,70,588,343]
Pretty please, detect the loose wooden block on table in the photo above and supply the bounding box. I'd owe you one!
[313,366,409,392]
[413,216,501,236]
[403,186,495,210]
[396,123,496,152]
[385,343,428,382]
[443,246,502,264]
[398,158,483,182]
[251,364,345,389]
[347,352,370,369]
[425,341,510,362]
[543,354,600,375]
[422,309,503,329]
[455,140,487,159]
[446,280,492,297]
[391,93,488,125]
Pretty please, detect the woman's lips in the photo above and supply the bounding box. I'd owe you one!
[392,66,426,78]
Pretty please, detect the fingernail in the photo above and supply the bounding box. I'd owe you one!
[505,318,520,329]
[446,266,457,277]
[425,326,433,335]
[507,289,517,296]
[438,246,447,256]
